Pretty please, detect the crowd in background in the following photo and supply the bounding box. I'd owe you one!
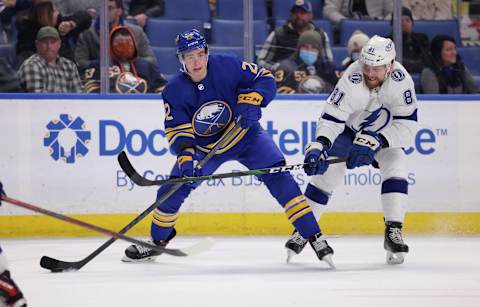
[0,0,478,94]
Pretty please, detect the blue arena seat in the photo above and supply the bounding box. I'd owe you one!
[216,0,267,20]
[273,19,333,44]
[331,46,348,70]
[457,47,480,75]
[272,0,324,20]
[413,20,462,46]
[152,47,181,75]
[209,46,244,60]
[0,44,17,68]
[211,19,268,47]
[163,0,210,23]
[145,19,203,47]
[339,20,391,46]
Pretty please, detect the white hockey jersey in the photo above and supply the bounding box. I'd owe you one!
[317,60,418,148]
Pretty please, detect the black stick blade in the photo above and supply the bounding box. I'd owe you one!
[40,256,84,272]
[117,151,153,186]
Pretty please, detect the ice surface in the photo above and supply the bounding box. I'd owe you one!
[2,236,479,307]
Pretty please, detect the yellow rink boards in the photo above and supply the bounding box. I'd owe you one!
[1,212,479,237]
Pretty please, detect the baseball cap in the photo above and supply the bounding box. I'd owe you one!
[290,0,312,13]
[36,26,60,41]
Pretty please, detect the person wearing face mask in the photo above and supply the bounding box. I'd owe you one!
[82,25,167,93]
[420,35,479,94]
[275,30,337,94]
[341,30,369,73]
[257,0,333,72]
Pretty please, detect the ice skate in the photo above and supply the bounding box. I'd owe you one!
[285,230,308,263]
[384,221,409,265]
[122,229,176,262]
[0,270,27,307]
[309,232,335,268]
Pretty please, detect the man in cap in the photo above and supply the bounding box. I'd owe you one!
[18,26,83,93]
[258,0,333,71]
[275,30,337,93]
[389,7,430,74]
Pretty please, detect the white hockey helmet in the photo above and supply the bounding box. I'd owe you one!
[359,35,396,67]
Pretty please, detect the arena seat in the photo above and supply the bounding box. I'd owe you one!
[211,19,268,47]
[145,19,203,47]
[413,20,462,46]
[216,0,267,20]
[152,47,181,75]
[0,44,17,69]
[331,46,348,70]
[209,46,244,59]
[163,0,210,23]
[339,20,391,46]
[457,46,480,75]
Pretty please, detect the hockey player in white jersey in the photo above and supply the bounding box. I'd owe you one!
[285,35,418,265]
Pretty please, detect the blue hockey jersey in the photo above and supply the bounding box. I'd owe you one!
[162,54,275,155]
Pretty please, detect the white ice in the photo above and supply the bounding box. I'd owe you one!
[2,236,480,307]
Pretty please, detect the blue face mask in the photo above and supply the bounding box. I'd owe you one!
[299,50,318,65]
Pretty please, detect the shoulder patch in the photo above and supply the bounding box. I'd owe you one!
[391,69,405,82]
[348,72,362,84]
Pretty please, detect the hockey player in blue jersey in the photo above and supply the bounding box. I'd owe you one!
[0,181,27,307]
[284,36,418,265]
[123,29,334,266]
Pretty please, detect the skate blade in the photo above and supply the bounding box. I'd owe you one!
[286,249,297,263]
[121,255,158,263]
[386,251,405,265]
[321,254,336,269]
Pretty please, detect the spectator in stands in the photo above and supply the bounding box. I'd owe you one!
[421,35,479,94]
[123,0,164,28]
[275,30,337,94]
[75,0,156,73]
[388,7,430,74]
[340,30,369,71]
[0,0,33,43]
[55,0,98,17]
[257,0,333,72]
[15,0,92,65]
[83,25,167,93]
[0,58,23,92]
[404,0,452,20]
[18,26,83,93]
[323,0,393,26]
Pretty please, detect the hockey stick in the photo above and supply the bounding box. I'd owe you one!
[39,118,244,272]
[1,196,205,260]
[118,151,347,187]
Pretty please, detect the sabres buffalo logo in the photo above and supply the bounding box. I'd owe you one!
[192,100,232,136]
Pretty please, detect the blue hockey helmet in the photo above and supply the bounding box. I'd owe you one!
[175,29,208,55]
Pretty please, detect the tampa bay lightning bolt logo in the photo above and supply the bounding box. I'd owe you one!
[43,114,91,164]
[356,107,391,133]
[391,69,405,82]
[348,72,362,84]
[193,101,232,136]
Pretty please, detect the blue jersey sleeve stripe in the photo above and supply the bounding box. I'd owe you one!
[321,113,345,124]
[393,109,417,121]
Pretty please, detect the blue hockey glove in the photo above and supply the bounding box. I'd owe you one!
[0,181,5,205]
[236,90,263,129]
[177,150,196,178]
[303,141,329,176]
[346,131,383,169]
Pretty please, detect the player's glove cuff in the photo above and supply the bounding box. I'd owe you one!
[353,131,383,152]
